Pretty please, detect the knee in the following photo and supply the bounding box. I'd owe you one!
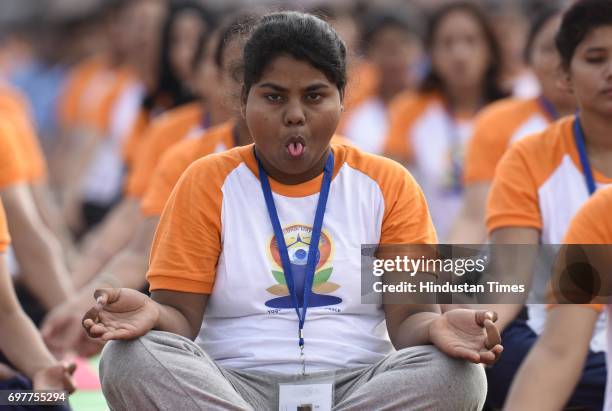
[390,346,487,409]
[99,337,151,391]
[426,347,487,409]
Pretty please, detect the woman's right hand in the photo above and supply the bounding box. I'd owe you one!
[82,288,159,341]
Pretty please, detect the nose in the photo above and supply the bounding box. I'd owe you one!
[283,100,306,127]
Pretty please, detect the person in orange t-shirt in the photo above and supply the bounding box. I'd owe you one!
[41,14,247,356]
[0,199,77,393]
[484,2,612,408]
[504,187,612,411]
[338,9,423,155]
[57,55,109,132]
[384,2,508,240]
[0,116,74,321]
[67,3,213,287]
[447,7,576,244]
[120,2,211,169]
[82,13,500,411]
[62,1,210,235]
[0,84,76,263]
[55,0,166,233]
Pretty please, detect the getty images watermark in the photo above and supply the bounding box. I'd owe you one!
[361,244,612,305]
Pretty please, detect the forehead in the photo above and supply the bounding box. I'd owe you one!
[257,55,334,88]
[577,26,612,51]
[172,11,205,31]
[436,10,482,36]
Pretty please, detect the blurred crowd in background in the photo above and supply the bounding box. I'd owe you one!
[3,0,601,409]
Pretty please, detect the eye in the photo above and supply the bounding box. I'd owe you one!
[586,56,606,64]
[305,93,322,102]
[265,94,284,103]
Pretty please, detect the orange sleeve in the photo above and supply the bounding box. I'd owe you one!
[544,187,612,313]
[140,139,200,217]
[57,57,105,128]
[344,60,379,111]
[344,147,437,244]
[121,110,149,168]
[0,200,10,252]
[140,123,232,216]
[124,125,165,198]
[58,65,90,128]
[10,103,47,183]
[0,89,48,182]
[379,160,438,245]
[125,104,203,198]
[383,92,427,163]
[0,119,28,189]
[464,103,520,184]
[485,142,542,234]
[147,155,229,294]
[81,67,134,134]
[564,187,612,245]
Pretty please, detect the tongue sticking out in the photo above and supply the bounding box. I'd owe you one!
[287,142,305,158]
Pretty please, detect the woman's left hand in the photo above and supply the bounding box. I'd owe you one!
[429,309,503,365]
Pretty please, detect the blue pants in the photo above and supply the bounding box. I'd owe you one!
[486,318,606,410]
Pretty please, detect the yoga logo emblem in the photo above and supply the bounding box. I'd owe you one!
[265,224,342,308]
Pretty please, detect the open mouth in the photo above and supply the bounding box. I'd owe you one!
[286,137,306,158]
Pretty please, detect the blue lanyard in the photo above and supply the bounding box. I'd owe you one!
[255,149,334,349]
[573,116,597,196]
[201,111,211,129]
[443,103,464,194]
[537,96,558,121]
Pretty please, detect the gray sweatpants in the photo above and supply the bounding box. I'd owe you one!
[99,330,486,411]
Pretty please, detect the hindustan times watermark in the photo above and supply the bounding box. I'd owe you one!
[361,244,612,305]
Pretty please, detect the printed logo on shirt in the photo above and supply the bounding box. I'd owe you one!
[265,224,343,308]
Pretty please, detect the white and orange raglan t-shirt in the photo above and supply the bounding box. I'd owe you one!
[464,97,556,184]
[558,186,612,409]
[147,142,437,373]
[384,92,476,239]
[486,115,612,351]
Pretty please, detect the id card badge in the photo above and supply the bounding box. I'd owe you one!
[278,381,333,411]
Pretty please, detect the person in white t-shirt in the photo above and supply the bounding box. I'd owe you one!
[82,11,501,410]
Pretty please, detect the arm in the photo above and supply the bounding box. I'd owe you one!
[42,217,159,351]
[504,305,599,411]
[151,290,208,339]
[464,227,540,331]
[72,197,143,289]
[30,182,76,264]
[446,183,490,244]
[385,303,441,348]
[58,128,101,232]
[1,185,74,309]
[83,288,209,341]
[0,255,56,379]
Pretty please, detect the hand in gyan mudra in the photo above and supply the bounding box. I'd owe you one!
[429,309,503,365]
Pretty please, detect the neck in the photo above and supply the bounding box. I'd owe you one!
[580,109,612,151]
[552,101,575,118]
[234,119,252,147]
[208,101,231,127]
[379,82,406,105]
[256,147,331,185]
[445,85,483,114]
[544,95,575,118]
